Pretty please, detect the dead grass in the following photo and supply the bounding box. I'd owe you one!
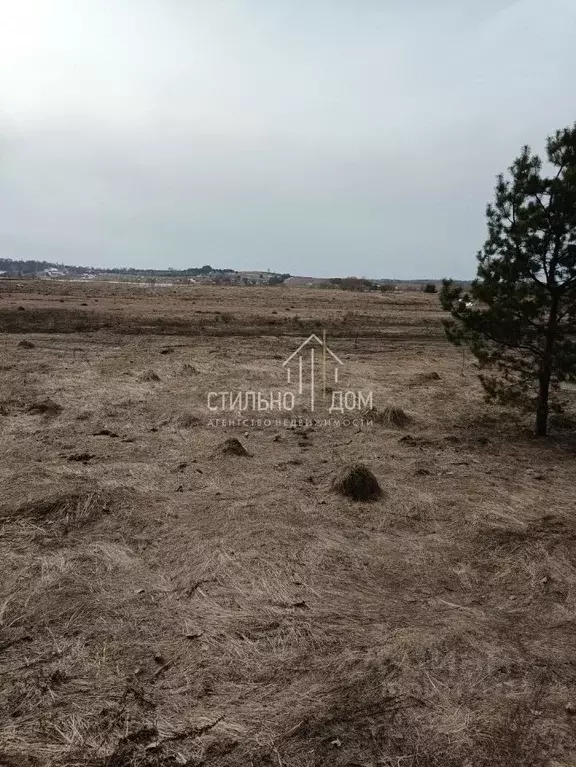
[174,412,201,429]
[26,398,63,416]
[410,371,442,386]
[362,405,412,428]
[138,370,161,382]
[0,487,134,536]
[380,405,412,427]
[0,282,575,766]
[179,363,199,376]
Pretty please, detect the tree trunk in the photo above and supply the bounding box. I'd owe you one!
[535,293,560,437]
[535,376,550,436]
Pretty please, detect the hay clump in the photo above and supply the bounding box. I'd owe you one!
[363,406,411,428]
[380,406,411,428]
[179,363,198,376]
[26,398,63,416]
[175,412,201,429]
[410,371,441,387]
[332,463,382,502]
[138,370,161,382]
[18,339,35,349]
[219,437,250,456]
[0,489,117,533]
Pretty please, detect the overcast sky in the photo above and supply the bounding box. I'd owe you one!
[1,0,575,279]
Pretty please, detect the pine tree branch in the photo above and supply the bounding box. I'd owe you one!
[460,319,540,356]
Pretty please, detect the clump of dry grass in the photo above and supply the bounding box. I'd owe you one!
[17,339,35,349]
[1,489,115,534]
[410,370,442,386]
[138,370,161,382]
[219,437,250,456]
[179,363,198,376]
[174,412,201,429]
[26,398,63,416]
[364,406,411,428]
[332,463,382,501]
[380,406,411,427]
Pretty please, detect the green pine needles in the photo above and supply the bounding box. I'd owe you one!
[441,124,576,436]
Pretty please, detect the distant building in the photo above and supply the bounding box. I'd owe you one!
[38,267,66,278]
[284,276,326,287]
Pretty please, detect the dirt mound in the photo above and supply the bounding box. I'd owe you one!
[26,398,62,416]
[219,437,250,456]
[17,339,35,349]
[138,370,161,382]
[332,463,382,501]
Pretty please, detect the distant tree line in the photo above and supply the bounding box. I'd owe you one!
[324,277,398,293]
[328,277,378,292]
[0,259,233,278]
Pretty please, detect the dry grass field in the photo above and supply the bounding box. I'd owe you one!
[1,280,576,766]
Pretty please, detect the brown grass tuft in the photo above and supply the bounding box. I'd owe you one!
[138,370,161,382]
[380,405,411,427]
[26,398,63,416]
[175,412,201,429]
[365,405,411,427]
[0,489,117,534]
[331,463,382,501]
[179,363,198,376]
[410,370,442,386]
[17,339,35,349]
[219,437,250,456]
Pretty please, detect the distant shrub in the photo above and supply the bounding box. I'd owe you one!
[423,283,437,293]
[268,273,290,285]
[339,277,377,292]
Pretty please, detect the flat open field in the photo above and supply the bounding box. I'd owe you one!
[1,281,576,766]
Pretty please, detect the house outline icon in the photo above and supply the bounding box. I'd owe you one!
[282,333,343,411]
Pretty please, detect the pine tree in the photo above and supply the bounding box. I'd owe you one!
[441,124,576,436]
